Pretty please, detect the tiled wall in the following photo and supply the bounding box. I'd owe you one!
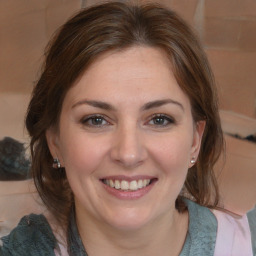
[1,0,255,138]
[0,0,255,212]
[158,0,256,119]
[0,0,81,141]
[204,0,256,118]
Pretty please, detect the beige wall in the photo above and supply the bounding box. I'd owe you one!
[0,93,30,143]
[1,0,255,142]
[160,0,256,118]
[204,0,256,118]
[0,0,81,142]
[0,0,255,211]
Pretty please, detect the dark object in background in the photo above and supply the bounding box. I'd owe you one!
[245,134,256,143]
[0,137,31,180]
[227,133,256,144]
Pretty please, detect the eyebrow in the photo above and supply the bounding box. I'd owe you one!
[72,99,184,112]
[72,100,116,111]
[141,99,184,112]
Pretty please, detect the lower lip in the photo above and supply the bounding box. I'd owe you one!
[102,181,156,200]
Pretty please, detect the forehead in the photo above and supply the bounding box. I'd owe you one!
[64,46,191,110]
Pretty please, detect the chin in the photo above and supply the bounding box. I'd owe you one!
[101,208,153,231]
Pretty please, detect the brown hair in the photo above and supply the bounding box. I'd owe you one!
[26,1,223,231]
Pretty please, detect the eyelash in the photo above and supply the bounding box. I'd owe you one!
[80,115,110,127]
[146,114,175,127]
[80,114,175,128]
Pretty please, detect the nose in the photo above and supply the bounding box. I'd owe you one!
[110,124,147,168]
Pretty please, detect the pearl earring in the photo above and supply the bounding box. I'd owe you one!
[53,158,61,169]
[190,158,196,164]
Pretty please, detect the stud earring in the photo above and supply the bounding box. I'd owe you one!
[53,158,61,169]
[190,157,196,165]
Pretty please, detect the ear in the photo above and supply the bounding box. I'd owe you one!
[45,128,64,165]
[190,120,206,162]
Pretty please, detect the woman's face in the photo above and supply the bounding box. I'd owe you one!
[47,47,205,230]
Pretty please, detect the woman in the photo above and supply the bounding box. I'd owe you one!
[1,2,255,255]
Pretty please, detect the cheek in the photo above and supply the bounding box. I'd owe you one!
[149,133,192,174]
[58,131,109,177]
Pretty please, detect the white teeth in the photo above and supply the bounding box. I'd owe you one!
[114,180,121,189]
[104,179,151,191]
[109,180,115,188]
[121,180,129,190]
[143,179,149,187]
[130,180,138,190]
[138,180,143,189]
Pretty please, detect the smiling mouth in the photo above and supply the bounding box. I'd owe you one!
[101,178,156,192]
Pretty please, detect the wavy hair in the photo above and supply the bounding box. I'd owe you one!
[26,1,223,233]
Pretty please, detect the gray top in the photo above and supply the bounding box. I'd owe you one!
[1,199,255,256]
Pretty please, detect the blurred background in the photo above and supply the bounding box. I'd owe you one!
[0,0,255,232]
[1,0,256,141]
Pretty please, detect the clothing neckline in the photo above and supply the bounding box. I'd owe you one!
[67,199,217,256]
[179,199,217,256]
[68,206,88,256]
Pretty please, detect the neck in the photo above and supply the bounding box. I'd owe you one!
[75,207,188,256]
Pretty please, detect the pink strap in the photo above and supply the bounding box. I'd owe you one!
[212,209,253,256]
